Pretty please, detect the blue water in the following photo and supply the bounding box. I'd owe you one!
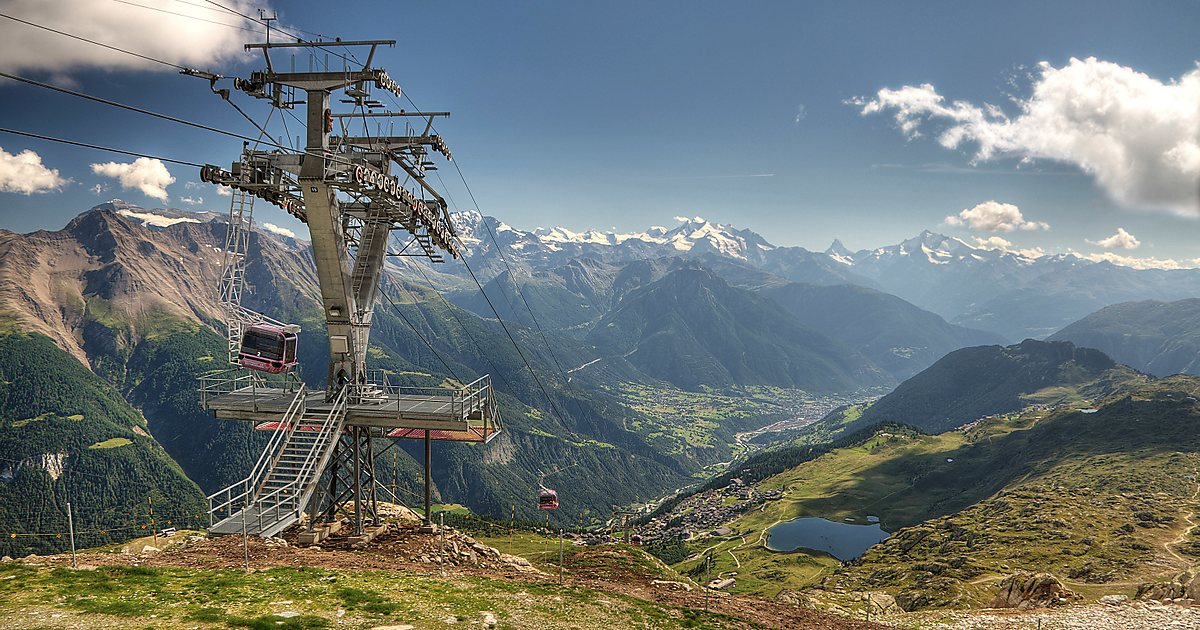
[765,517,890,560]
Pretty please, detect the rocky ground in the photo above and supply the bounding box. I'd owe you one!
[4,520,884,629]
[901,600,1200,629]
[9,518,1200,628]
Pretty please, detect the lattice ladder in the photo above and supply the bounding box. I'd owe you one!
[209,387,350,537]
[218,186,255,365]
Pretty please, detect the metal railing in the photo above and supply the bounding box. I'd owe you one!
[198,368,303,411]
[355,371,494,421]
[208,384,307,525]
[250,386,349,533]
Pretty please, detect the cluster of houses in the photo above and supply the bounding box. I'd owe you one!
[638,478,784,543]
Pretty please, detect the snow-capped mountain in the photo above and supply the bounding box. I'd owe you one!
[450,212,777,266]
[95,199,222,228]
[446,213,1200,341]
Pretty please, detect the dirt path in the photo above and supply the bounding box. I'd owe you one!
[1163,467,1200,566]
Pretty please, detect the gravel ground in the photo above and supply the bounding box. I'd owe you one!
[902,601,1200,629]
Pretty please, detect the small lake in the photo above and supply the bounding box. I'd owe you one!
[765,517,890,561]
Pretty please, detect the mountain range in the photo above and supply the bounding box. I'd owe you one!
[5,200,1200,553]
[448,215,1200,341]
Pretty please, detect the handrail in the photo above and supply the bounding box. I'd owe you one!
[250,385,349,533]
[198,368,301,410]
[207,384,306,520]
[251,384,309,497]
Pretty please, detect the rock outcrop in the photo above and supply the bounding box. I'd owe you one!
[989,571,1080,609]
[1136,568,1200,602]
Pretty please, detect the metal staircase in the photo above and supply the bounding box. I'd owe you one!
[208,386,349,537]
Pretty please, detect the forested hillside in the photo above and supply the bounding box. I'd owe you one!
[0,332,206,555]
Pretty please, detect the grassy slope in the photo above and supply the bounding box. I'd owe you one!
[0,562,735,630]
[662,375,1200,610]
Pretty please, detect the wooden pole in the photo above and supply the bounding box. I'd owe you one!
[558,528,564,584]
[148,497,157,544]
[423,432,432,527]
[241,508,249,572]
[704,554,710,612]
[66,502,76,569]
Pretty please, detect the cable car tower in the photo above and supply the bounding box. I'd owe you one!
[197,39,500,541]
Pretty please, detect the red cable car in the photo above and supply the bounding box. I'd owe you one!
[538,486,559,511]
[238,324,299,374]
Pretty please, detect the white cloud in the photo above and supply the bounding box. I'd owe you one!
[971,235,1045,259]
[944,201,1049,232]
[179,195,203,206]
[1088,227,1141,250]
[0,0,267,74]
[216,186,232,196]
[1078,251,1196,270]
[972,235,1013,250]
[90,157,175,201]
[857,57,1200,216]
[89,183,107,195]
[261,222,296,238]
[0,147,66,194]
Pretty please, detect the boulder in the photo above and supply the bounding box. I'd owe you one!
[1137,569,1198,601]
[863,591,898,615]
[990,571,1081,609]
[774,589,818,609]
[1099,594,1129,606]
[1187,570,1200,601]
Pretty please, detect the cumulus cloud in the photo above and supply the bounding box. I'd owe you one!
[91,157,175,201]
[261,222,296,238]
[215,186,232,196]
[973,235,1013,250]
[944,201,1049,232]
[179,195,203,206]
[1077,251,1197,270]
[0,147,67,194]
[0,0,267,74]
[90,183,107,195]
[856,57,1200,216]
[971,235,1045,259]
[1088,227,1141,250]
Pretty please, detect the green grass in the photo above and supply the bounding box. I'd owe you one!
[0,563,737,629]
[658,377,1200,610]
[87,437,133,449]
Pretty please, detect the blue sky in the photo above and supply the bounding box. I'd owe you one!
[0,1,1197,264]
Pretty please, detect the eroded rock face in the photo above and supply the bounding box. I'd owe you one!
[1136,568,1200,601]
[990,571,1081,609]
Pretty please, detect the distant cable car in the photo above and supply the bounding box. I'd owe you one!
[537,485,559,511]
[238,324,299,373]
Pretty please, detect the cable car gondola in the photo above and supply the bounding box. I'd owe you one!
[537,485,559,511]
[238,323,299,373]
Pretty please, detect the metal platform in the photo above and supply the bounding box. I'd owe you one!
[199,369,500,440]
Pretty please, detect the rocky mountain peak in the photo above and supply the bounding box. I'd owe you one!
[825,238,852,257]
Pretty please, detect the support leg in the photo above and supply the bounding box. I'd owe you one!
[420,432,434,534]
[352,427,363,536]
